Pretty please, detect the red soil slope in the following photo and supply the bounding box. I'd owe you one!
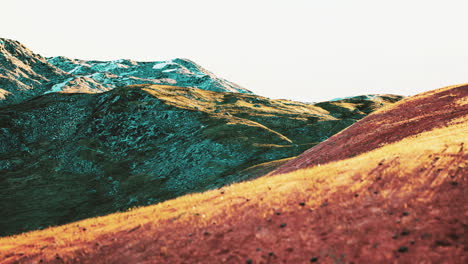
[273,83,468,175]
[0,84,467,264]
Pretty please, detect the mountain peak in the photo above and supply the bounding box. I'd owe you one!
[46,55,252,94]
[0,38,69,106]
[0,38,251,106]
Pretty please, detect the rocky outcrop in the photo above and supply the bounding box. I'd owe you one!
[0,39,70,105]
[0,84,402,235]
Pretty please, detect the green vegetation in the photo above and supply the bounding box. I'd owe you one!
[0,84,402,236]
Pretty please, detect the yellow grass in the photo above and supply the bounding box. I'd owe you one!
[376,82,468,115]
[140,85,330,117]
[1,111,466,259]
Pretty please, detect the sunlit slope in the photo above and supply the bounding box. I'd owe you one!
[0,86,465,263]
[273,83,468,175]
[0,84,400,236]
[0,38,70,106]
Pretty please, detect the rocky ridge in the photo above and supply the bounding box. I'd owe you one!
[0,38,250,106]
[46,56,251,94]
[0,39,69,105]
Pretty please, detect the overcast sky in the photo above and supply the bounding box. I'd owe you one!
[2,0,467,102]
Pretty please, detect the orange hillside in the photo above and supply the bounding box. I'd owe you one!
[0,84,467,264]
[273,83,468,175]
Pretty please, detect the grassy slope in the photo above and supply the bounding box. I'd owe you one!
[1,85,465,263]
[0,84,401,236]
[273,83,468,175]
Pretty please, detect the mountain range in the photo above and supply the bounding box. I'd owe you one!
[0,38,404,236]
[1,37,466,264]
[0,38,249,107]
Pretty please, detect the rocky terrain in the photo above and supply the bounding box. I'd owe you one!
[0,39,69,105]
[0,38,250,107]
[0,82,401,236]
[0,84,464,264]
[46,56,250,94]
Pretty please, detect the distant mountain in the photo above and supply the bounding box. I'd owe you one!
[46,56,251,94]
[0,38,250,106]
[0,83,402,235]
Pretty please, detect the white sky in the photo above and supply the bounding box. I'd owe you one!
[2,0,467,102]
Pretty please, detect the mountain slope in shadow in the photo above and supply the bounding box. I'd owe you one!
[0,84,401,235]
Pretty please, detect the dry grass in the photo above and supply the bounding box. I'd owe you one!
[140,85,330,117]
[1,112,466,263]
[0,84,466,263]
[273,83,468,175]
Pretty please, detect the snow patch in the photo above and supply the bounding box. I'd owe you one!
[119,70,138,76]
[152,60,177,70]
[74,60,92,67]
[68,65,82,74]
[88,73,116,84]
[330,96,355,101]
[91,61,128,72]
[330,95,378,102]
[44,78,74,94]
[330,97,345,101]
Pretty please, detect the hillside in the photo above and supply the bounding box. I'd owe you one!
[0,38,249,107]
[0,84,464,263]
[273,83,468,175]
[0,84,400,236]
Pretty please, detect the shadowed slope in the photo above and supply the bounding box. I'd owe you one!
[0,84,399,236]
[0,85,465,263]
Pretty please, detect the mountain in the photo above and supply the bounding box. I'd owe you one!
[0,83,401,236]
[0,39,70,105]
[0,83,463,263]
[46,56,251,94]
[0,38,250,106]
